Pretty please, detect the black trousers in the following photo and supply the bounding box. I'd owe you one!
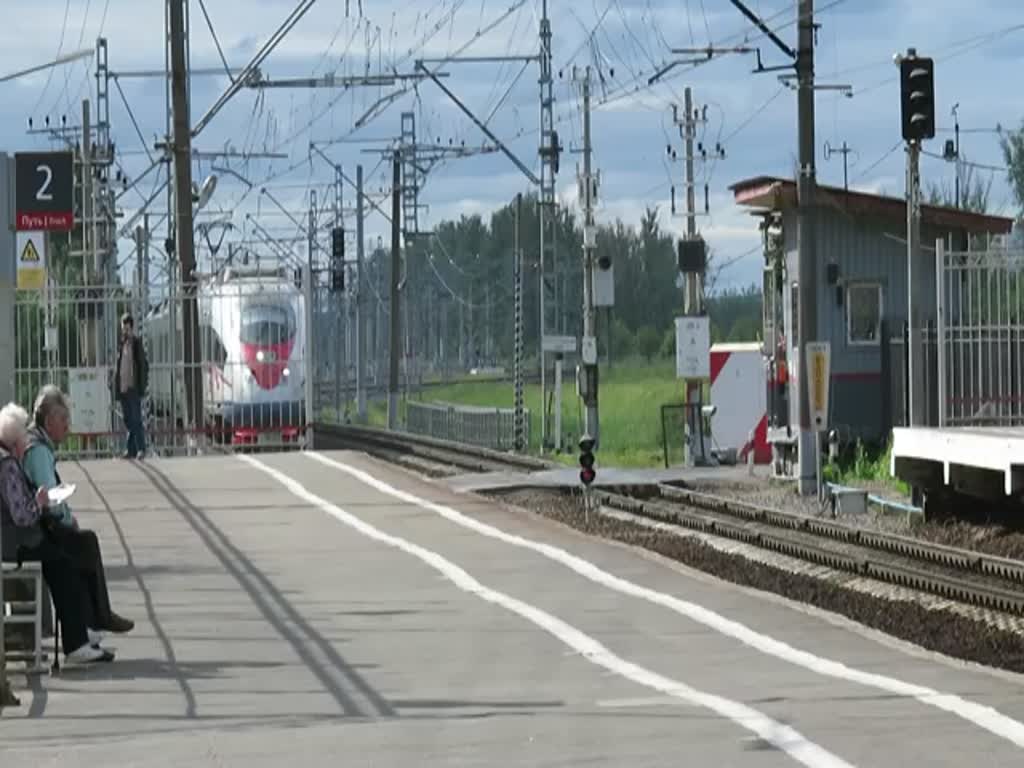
[23,525,116,654]
[44,526,115,631]
[20,537,90,655]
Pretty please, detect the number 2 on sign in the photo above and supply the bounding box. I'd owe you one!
[35,164,53,201]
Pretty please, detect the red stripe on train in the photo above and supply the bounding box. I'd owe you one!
[240,339,295,390]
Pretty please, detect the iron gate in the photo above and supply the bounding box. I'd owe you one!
[936,237,1024,427]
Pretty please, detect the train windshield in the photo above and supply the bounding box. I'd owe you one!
[240,303,296,346]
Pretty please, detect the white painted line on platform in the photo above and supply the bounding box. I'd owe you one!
[240,454,853,768]
[302,450,1024,751]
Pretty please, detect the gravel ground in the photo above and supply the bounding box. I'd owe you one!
[489,487,1024,673]
[683,476,1024,561]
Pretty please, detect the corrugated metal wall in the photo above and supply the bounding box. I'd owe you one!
[777,204,958,443]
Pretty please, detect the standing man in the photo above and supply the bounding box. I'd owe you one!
[115,312,149,460]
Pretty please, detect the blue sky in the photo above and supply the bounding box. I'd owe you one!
[1,0,1021,294]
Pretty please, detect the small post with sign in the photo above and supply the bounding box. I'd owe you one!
[805,341,832,502]
[675,315,711,465]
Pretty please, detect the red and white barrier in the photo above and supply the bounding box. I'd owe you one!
[709,342,771,464]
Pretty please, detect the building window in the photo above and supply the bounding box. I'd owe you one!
[847,282,882,345]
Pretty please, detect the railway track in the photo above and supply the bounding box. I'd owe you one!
[314,422,1024,619]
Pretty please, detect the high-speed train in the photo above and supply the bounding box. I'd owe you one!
[144,265,307,447]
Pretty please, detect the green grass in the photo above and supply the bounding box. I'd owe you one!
[821,438,910,498]
[412,358,688,467]
[319,358,700,468]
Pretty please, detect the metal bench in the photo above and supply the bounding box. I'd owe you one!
[2,563,48,674]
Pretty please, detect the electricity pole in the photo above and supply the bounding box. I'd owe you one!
[513,192,525,451]
[824,140,854,191]
[669,88,712,466]
[576,66,600,446]
[356,164,367,421]
[538,0,560,451]
[795,0,818,495]
[388,151,402,429]
[682,88,703,464]
[169,0,202,442]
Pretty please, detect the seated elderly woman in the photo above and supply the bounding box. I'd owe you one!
[22,385,134,640]
[0,402,114,664]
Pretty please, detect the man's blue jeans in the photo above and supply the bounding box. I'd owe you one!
[120,390,146,458]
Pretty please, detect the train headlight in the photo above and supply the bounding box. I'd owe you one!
[256,350,266,362]
[283,367,290,377]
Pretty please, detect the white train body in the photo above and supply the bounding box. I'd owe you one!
[144,266,307,445]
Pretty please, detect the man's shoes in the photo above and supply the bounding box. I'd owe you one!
[67,643,115,664]
[104,613,135,634]
[87,628,105,648]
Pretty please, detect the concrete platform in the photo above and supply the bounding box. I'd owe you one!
[3,449,1024,766]
[444,463,766,493]
[892,426,1024,497]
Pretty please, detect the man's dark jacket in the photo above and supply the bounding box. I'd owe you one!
[115,334,148,396]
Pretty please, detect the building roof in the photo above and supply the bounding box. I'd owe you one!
[729,175,1014,235]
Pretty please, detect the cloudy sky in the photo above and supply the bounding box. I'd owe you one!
[2,0,1021,293]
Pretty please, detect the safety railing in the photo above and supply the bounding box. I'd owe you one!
[405,401,530,452]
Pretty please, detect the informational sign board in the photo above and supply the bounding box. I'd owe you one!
[542,335,577,354]
[675,316,710,379]
[15,151,74,231]
[805,341,831,430]
[15,231,46,290]
[67,367,111,435]
[594,264,615,307]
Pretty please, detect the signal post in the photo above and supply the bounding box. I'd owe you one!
[898,48,935,427]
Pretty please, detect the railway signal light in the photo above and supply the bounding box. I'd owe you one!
[330,262,345,293]
[330,226,345,293]
[579,435,596,487]
[899,53,935,142]
[332,226,345,261]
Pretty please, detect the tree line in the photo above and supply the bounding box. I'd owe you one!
[354,192,763,374]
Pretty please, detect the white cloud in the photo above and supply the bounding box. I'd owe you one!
[6,0,1018,300]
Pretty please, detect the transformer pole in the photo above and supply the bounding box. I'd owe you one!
[169,0,202,443]
[795,0,818,494]
[683,87,703,464]
[388,152,402,429]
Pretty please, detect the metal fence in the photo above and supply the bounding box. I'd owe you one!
[405,401,530,452]
[936,239,1024,427]
[14,267,313,459]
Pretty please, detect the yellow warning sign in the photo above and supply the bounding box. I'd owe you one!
[21,238,40,262]
[16,230,47,291]
[804,341,831,430]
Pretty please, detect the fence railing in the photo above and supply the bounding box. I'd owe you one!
[405,401,529,452]
[936,240,1024,428]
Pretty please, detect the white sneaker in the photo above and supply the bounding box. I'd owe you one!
[87,628,105,647]
[66,643,115,664]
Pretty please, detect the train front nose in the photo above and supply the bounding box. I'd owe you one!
[242,343,293,389]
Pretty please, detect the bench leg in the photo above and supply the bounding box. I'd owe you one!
[34,573,42,673]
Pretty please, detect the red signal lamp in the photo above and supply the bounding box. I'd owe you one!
[579,435,596,487]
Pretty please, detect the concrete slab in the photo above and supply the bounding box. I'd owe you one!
[892,426,1024,496]
[444,463,764,493]
[2,448,1024,766]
